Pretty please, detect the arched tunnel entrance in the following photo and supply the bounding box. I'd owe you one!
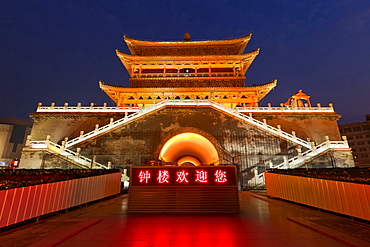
[159,132,219,166]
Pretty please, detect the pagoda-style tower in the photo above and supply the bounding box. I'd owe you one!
[21,32,354,189]
[100,33,276,107]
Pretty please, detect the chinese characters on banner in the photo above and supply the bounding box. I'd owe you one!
[138,170,151,183]
[176,170,189,183]
[133,167,233,186]
[195,170,208,183]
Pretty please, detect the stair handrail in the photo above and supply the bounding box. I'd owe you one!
[257,140,349,179]
[208,101,311,148]
[65,100,311,149]
[65,100,169,147]
[28,140,108,169]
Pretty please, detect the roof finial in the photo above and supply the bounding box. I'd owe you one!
[184,33,191,42]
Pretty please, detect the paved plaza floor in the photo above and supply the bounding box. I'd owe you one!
[0,191,369,247]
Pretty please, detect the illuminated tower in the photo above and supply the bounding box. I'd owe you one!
[21,33,354,190]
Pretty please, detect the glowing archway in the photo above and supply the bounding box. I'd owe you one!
[177,156,201,166]
[159,132,219,165]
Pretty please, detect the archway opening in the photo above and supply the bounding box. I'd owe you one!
[159,132,219,165]
[177,156,201,166]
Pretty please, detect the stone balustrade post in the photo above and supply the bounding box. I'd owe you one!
[325,136,330,146]
[277,125,282,135]
[91,155,96,169]
[342,136,348,147]
[46,135,51,146]
[284,156,289,168]
[60,141,65,152]
[79,131,84,140]
[311,142,317,153]
[110,118,114,126]
[95,124,99,132]
[292,131,296,140]
[25,135,31,146]
[263,119,267,127]
[108,161,112,169]
[296,147,303,162]
[248,113,252,118]
[76,148,81,155]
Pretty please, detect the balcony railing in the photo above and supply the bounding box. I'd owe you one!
[133,73,236,78]
[36,100,334,113]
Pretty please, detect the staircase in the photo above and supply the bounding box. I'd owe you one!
[253,138,350,184]
[65,100,311,149]
[209,101,311,148]
[26,139,108,169]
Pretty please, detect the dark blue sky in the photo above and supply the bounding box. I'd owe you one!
[1,0,369,124]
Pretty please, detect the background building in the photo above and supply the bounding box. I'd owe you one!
[339,114,370,167]
[0,117,32,168]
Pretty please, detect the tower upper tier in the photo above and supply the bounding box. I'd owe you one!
[124,34,252,56]
[115,34,260,88]
[100,33,276,107]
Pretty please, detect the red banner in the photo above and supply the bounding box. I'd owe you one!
[130,166,237,186]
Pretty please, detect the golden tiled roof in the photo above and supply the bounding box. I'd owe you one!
[99,80,277,106]
[124,34,252,56]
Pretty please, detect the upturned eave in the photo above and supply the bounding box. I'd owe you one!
[124,34,252,56]
[116,49,259,77]
[99,80,276,105]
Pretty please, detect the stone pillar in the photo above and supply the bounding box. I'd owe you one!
[20,150,45,169]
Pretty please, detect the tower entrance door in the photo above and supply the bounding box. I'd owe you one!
[159,132,219,166]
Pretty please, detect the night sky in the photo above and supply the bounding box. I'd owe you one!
[1,0,369,124]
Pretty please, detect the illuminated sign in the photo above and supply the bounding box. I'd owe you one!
[130,166,237,186]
